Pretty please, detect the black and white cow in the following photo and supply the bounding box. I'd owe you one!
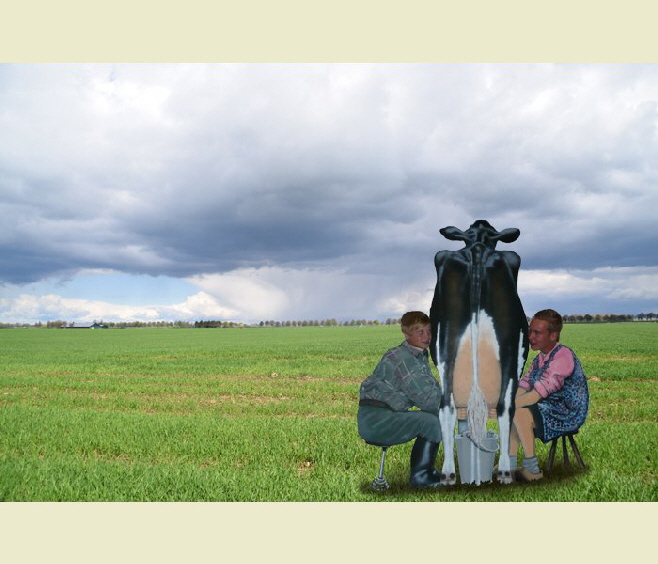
[429,220,529,485]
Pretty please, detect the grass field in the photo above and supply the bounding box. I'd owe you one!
[0,323,656,501]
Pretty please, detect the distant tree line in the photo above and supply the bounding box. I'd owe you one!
[258,318,401,327]
[193,320,246,328]
[562,313,641,323]
[1,313,656,329]
[0,320,199,329]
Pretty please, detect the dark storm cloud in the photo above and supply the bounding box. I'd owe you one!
[1,63,657,293]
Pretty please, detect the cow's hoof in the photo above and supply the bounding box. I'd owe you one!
[496,470,514,485]
[440,472,456,486]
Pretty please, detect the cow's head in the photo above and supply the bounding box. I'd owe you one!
[440,219,520,250]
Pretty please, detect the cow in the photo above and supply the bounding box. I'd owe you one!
[429,220,529,485]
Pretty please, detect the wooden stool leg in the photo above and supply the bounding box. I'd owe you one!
[546,438,557,472]
[568,434,586,469]
[562,435,570,467]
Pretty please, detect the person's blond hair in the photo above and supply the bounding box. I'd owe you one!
[401,311,430,334]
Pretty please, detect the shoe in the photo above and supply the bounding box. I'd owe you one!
[514,467,544,482]
[409,437,443,488]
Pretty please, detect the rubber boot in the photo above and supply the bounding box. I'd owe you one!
[409,436,443,488]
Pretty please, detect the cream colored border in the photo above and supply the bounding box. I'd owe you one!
[1,1,656,562]
[2,0,658,62]
[1,502,655,562]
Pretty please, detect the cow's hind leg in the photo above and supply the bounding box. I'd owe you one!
[496,379,515,485]
[438,396,457,486]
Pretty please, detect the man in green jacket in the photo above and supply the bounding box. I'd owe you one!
[357,311,443,488]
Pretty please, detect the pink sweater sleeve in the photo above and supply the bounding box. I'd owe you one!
[532,346,575,398]
[519,367,532,391]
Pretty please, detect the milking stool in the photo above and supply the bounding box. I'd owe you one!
[546,431,586,472]
[365,440,394,491]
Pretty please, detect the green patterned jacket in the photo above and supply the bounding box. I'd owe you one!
[359,341,442,414]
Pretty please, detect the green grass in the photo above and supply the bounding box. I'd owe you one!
[0,323,656,501]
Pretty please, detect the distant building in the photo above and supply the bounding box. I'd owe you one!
[65,322,108,329]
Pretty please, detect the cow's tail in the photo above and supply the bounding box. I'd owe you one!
[468,312,488,447]
[467,381,488,446]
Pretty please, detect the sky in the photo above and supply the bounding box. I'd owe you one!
[1,63,657,325]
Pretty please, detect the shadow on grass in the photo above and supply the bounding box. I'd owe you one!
[358,465,591,500]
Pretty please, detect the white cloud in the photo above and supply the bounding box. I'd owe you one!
[161,291,240,320]
[0,294,160,324]
[2,264,657,324]
[187,271,289,320]
[187,265,439,323]
[519,267,658,299]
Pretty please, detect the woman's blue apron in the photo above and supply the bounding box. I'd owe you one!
[528,344,589,443]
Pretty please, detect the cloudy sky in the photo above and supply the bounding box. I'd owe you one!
[1,63,657,324]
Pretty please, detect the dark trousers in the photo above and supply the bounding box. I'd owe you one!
[357,405,442,446]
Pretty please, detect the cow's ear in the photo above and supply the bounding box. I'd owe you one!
[497,228,520,243]
[440,226,467,241]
